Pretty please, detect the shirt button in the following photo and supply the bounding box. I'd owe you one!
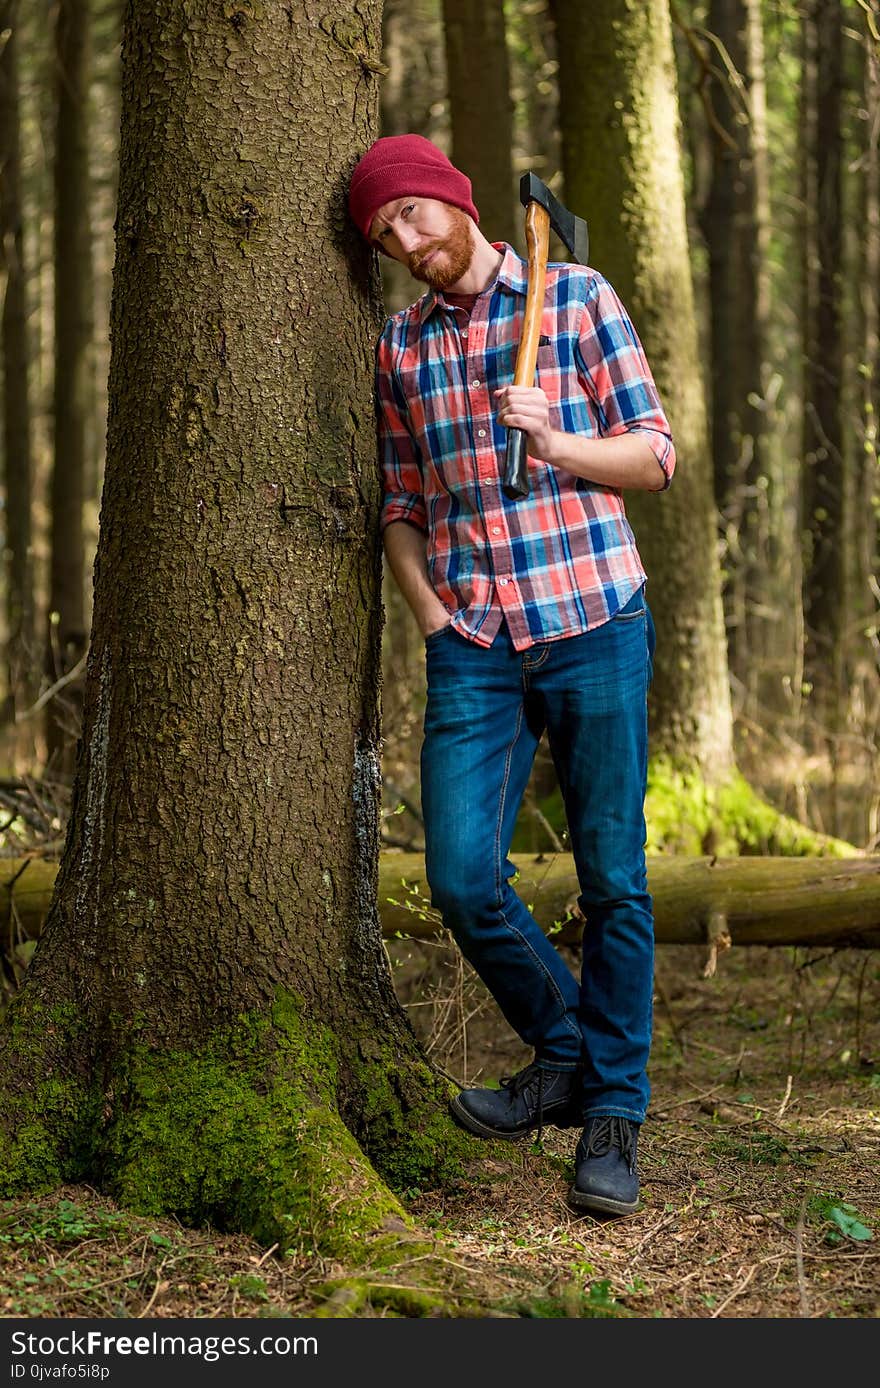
[472,380,481,389]
[481,477,491,485]
[477,429,486,438]
[461,329,468,337]
[499,577,510,586]
[492,526,501,535]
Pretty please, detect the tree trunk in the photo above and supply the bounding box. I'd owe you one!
[378,0,446,318]
[441,0,516,244]
[0,1,37,736]
[380,0,446,142]
[800,0,845,732]
[10,853,880,952]
[89,0,124,508]
[46,0,94,775]
[505,0,560,251]
[550,0,734,780]
[701,0,774,693]
[855,5,879,724]
[0,1,469,1259]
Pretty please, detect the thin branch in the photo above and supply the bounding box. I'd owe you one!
[15,652,87,723]
[795,1196,810,1317]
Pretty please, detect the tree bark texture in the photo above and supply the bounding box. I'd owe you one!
[550,0,735,780]
[47,0,94,772]
[701,0,774,690]
[800,0,845,723]
[0,1,37,727]
[857,7,879,657]
[9,852,880,951]
[0,1,471,1258]
[441,0,516,244]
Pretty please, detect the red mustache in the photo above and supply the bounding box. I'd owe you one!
[408,241,444,274]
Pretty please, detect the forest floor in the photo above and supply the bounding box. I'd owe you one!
[1,933,878,1319]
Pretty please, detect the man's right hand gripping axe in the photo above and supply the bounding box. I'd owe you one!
[503,174,589,501]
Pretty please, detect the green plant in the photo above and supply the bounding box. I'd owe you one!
[0,1198,126,1245]
[230,1273,269,1302]
[811,1195,874,1244]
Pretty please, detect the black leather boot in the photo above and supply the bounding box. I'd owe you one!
[568,1116,640,1215]
[450,1060,582,1141]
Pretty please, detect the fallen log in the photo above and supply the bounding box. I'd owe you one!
[2,853,879,951]
[0,858,61,945]
[379,852,880,950]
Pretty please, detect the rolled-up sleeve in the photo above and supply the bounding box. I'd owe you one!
[375,327,428,532]
[575,273,676,490]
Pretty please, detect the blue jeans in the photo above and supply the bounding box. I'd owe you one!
[421,587,656,1123]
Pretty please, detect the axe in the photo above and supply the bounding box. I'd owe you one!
[502,172,589,501]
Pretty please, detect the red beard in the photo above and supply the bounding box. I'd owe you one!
[408,207,474,289]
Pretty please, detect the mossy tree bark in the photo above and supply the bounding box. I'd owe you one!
[550,0,735,780]
[0,0,472,1261]
[0,0,37,736]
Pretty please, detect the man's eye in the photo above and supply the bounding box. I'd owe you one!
[403,203,415,217]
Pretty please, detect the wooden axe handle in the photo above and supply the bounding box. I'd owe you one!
[503,201,551,500]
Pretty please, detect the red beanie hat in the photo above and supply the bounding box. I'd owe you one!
[348,134,479,240]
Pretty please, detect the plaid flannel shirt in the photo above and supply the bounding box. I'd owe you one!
[375,243,675,651]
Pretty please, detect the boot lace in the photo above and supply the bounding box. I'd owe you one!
[584,1116,637,1173]
[500,1062,547,1141]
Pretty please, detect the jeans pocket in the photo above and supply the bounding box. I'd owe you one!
[425,621,453,647]
[611,586,646,622]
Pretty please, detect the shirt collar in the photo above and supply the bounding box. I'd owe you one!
[415,243,528,324]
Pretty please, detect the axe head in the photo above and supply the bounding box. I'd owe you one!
[520,171,589,266]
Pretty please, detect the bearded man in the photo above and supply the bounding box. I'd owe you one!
[348,135,675,1217]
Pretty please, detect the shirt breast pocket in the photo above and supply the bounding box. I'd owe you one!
[497,337,559,383]
[536,340,559,375]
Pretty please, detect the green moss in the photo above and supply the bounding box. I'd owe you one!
[516,759,857,858]
[96,990,407,1259]
[312,1276,451,1318]
[645,761,857,858]
[507,1281,632,1318]
[348,1045,497,1194]
[0,1000,98,1197]
[0,985,513,1267]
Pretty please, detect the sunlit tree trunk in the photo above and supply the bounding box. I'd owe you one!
[800,0,845,735]
[551,0,735,779]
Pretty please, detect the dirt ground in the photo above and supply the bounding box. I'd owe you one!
[390,932,880,1317]
[1,934,877,1319]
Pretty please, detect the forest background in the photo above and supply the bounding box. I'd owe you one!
[0,0,877,1320]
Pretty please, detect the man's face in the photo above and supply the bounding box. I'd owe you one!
[369,197,474,289]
